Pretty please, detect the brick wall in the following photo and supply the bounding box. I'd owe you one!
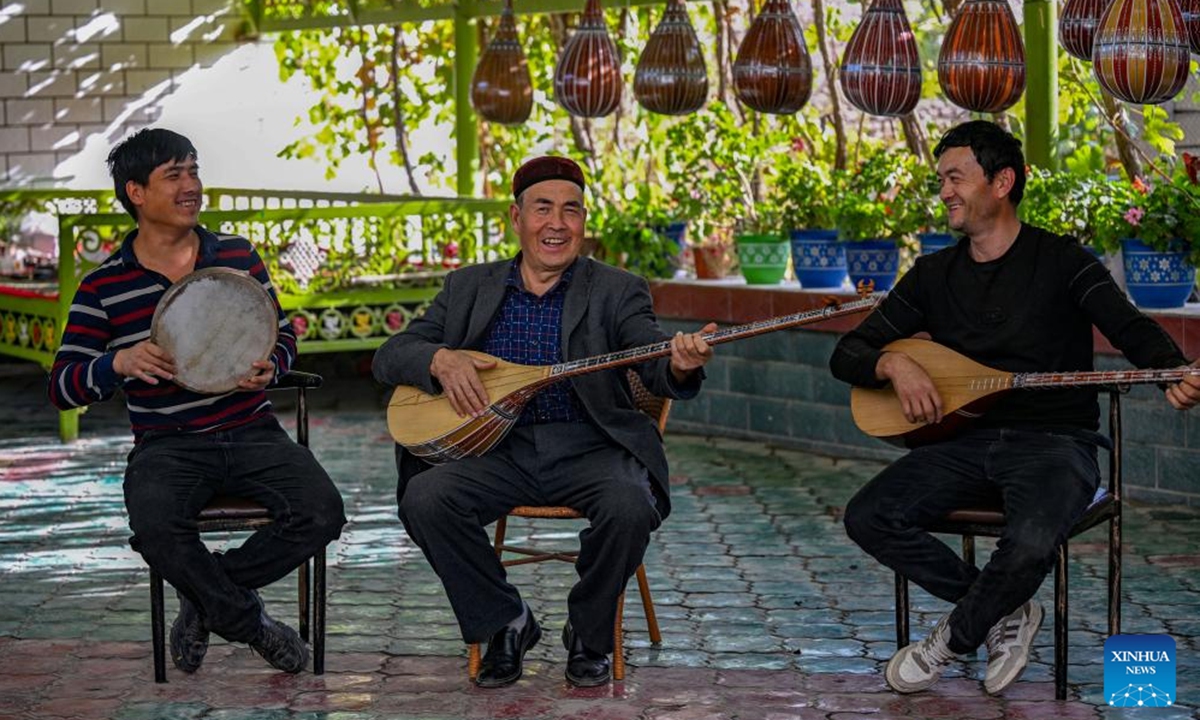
[0,0,239,184]
[657,313,1200,508]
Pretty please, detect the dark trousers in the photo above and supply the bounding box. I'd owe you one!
[124,416,346,642]
[843,428,1100,653]
[398,422,662,654]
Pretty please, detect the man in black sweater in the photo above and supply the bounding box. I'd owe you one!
[830,121,1200,695]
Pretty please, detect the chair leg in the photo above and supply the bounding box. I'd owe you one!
[1054,542,1068,701]
[1110,514,1122,637]
[613,589,626,681]
[894,573,910,648]
[493,515,508,557]
[314,547,326,675]
[150,567,167,683]
[298,558,311,644]
[635,565,662,645]
[468,642,481,680]
[962,535,976,567]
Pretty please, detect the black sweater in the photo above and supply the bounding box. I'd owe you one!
[829,224,1188,431]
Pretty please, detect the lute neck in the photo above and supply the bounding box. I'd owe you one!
[1014,367,1199,389]
[549,295,882,380]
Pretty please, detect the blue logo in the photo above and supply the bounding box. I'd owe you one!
[1104,635,1176,707]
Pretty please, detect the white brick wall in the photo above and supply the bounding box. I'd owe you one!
[0,0,238,183]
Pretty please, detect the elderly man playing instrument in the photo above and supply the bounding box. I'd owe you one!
[373,156,716,688]
[829,120,1200,696]
[48,129,345,675]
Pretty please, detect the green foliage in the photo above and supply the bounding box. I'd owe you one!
[909,161,947,232]
[274,23,456,190]
[1019,167,1118,249]
[832,152,923,243]
[663,102,794,240]
[591,184,680,280]
[1092,166,1200,261]
[775,155,837,230]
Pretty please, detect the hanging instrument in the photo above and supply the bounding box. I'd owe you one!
[851,338,1194,446]
[388,294,881,463]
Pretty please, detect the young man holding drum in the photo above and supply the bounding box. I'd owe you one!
[49,129,345,676]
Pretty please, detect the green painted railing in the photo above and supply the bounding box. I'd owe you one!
[0,188,514,440]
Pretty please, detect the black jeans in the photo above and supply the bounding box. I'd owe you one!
[124,416,346,642]
[397,422,662,654]
[843,428,1101,653]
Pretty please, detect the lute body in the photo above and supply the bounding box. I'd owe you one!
[389,295,881,463]
[852,338,1194,446]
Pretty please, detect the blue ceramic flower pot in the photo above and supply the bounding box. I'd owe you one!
[789,228,847,289]
[846,239,900,292]
[917,232,956,255]
[1121,238,1194,309]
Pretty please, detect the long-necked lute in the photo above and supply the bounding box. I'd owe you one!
[852,338,1194,446]
[389,294,881,463]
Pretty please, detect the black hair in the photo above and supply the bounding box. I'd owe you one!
[106,128,197,221]
[933,120,1026,206]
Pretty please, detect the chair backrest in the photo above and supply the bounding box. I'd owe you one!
[626,368,672,434]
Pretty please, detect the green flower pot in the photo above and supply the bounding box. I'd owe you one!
[735,234,789,285]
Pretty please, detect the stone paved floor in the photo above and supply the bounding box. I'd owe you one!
[1,364,1199,719]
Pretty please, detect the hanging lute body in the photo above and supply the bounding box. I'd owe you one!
[852,338,1193,446]
[389,295,881,463]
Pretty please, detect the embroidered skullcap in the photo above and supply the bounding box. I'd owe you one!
[512,156,586,199]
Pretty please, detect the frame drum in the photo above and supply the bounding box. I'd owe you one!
[150,267,278,394]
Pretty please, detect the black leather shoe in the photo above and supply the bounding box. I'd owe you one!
[476,610,542,688]
[170,592,209,673]
[562,622,611,687]
[248,590,309,674]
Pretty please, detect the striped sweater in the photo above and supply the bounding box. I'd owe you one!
[48,226,297,439]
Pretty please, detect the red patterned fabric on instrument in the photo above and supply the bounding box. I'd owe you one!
[732,0,813,115]
[471,0,533,126]
[634,0,708,116]
[839,0,922,118]
[1093,0,1190,105]
[554,0,623,118]
[937,0,1025,113]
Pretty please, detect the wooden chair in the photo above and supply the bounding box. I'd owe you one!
[148,371,329,682]
[466,369,668,681]
[893,389,1124,700]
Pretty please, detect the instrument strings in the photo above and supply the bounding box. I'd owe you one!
[550,295,882,379]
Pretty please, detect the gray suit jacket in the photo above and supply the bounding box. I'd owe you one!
[372,256,701,518]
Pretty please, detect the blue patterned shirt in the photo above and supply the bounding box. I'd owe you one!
[483,259,585,425]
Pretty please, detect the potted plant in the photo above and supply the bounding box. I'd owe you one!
[733,197,789,285]
[592,185,683,280]
[776,155,845,288]
[833,152,921,292]
[1093,166,1199,309]
[909,161,954,255]
[665,101,789,282]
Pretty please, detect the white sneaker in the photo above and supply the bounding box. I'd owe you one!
[983,600,1044,695]
[886,614,958,694]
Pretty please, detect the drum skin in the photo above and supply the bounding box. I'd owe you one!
[150,267,278,394]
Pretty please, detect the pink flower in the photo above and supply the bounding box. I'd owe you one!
[1124,207,1144,226]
